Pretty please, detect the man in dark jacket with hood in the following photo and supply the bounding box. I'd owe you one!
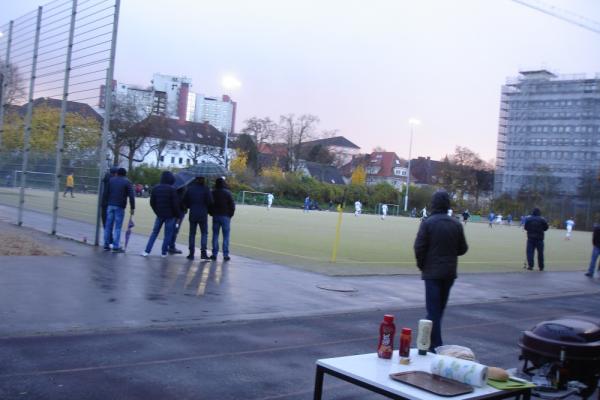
[524,207,549,271]
[209,177,235,261]
[183,176,213,260]
[103,168,135,253]
[414,191,468,351]
[142,171,180,257]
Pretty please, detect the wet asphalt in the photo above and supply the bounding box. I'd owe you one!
[0,208,599,399]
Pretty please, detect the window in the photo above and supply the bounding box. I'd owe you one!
[179,157,183,164]
[180,144,185,150]
[171,157,175,164]
[160,156,164,162]
[186,159,191,165]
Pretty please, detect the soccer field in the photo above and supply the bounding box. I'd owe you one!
[0,187,592,275]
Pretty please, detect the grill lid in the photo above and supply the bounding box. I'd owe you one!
[531,316,600,343]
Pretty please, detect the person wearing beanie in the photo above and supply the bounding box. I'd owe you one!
[209,177,235,261]
[524,207,549,271]
[414,191,468,351]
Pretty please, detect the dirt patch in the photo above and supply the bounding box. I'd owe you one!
[0,233,64,256]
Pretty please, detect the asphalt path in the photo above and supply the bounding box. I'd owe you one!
[0,293,598,399]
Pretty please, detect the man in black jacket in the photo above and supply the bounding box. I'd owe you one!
[142,171,180,257]
[585,223,600,277]
[414,191,468,351]
[209,177,235,261]
[183,176,213,260]
[524,208,549,271]
[103,168,135,253]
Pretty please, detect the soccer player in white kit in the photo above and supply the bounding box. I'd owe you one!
[267,193,274,210]
[565,218,575,240]
[381,204,388,220]
[354,200,362,216]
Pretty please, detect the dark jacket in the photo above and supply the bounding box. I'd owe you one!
[150,171,180,219]
[414,191,468,280]
[210,180,235,218]
[183,182,213,222]
[592,224,600,248]
[106,176,135,210]
[524,208,549,241]
[101,172,111,208]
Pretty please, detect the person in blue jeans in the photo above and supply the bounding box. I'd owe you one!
[414,191,468,351]
[209,177,235,261]
[103,168,135,253]
[585,223,600,277]
[142,171,180,257]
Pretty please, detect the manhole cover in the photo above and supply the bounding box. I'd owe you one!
[316,284,358,292]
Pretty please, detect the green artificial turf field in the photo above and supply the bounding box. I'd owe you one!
[0,187,592,275]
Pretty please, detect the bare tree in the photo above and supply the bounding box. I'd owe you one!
[278,113,319,171]
[0,63,25,106]
[149,115,170,167]
[241,117,278,148]
[108,99,153,171]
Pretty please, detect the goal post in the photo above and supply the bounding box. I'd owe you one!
[239,191,271,206]
[377,203,401,216]
[14,170,55,190]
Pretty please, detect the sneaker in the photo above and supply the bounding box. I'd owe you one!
[168,248,183,255]
[585,272,593,277]
[223,255,231,261]
[186,254,194,260]
[209,255,217,260]
[141,252,149,257]
[527,267,533,271]
[112,248,125,253]
[200,252,209,260]
[161,253,167,258]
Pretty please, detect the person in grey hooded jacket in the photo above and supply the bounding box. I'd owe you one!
[414,191,468,351]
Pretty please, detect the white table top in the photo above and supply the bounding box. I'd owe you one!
[317,349,506,400]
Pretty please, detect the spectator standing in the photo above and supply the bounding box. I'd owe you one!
[183,176,213,260]
[103,168,135,253]
[524,208,549,271]
[142,171,180,257]
[63,172,75,198]
[101,166,118,248]
[414,191,468,351]
[209,177,235,261]
[585,223,600,278]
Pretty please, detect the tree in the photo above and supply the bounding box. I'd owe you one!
[235,133,259,172]
[301,143,335,165]
[230,151,248,175]
[351,165,366,185]
[0,63,25,106]
[278,114,319,171]
[149,115,170,167]
[241,117,277,148]
[438,146,491,205]
[108,99,153,171]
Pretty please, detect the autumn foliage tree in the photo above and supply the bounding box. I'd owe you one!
[350,165,366,185]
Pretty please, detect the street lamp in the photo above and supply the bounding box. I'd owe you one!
[220,74,241,170]
[404,118,421,212]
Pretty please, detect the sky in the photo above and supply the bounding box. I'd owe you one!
[2,0,600,162]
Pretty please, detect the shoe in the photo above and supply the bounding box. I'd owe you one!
[161,253,167,258]
[223,255,231,261]
[141,252,149,257]
[186,254,194,260]
[585,272,592,277]
[168,248,183,255]
[112,248,125,253]
[200,252,209,260]
[527,267,533,270]
[209,255,217,260]
[103,246,111,251]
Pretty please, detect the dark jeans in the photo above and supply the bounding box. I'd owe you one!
[212,215,231,257]
[104,205,124,249]
[425,278,454,351]
[189,218,208,256]
[587,246,600,275]
[526,239,544,270]
[144,217,176,255]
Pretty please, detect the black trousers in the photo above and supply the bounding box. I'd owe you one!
[526,239,544,270]
[425,278,454,350]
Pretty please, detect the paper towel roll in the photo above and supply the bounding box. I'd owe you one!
[430,354,488,387]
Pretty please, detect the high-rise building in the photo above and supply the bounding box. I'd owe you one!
[99,73,236,133]
[494,70,600,197]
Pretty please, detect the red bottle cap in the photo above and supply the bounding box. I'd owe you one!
[402,328,412,334]
[383,314,394,323]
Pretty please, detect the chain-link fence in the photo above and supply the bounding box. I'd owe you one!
[0,0,119,244]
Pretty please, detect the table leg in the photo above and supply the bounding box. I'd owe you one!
[314,365,324,400]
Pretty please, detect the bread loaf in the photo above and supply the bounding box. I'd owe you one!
[488,367,509,382]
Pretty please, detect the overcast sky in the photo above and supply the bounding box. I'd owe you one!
[3,0,599,162]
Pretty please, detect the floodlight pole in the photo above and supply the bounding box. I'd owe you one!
[403,124,415,212]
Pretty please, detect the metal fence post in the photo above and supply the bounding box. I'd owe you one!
[17,7,42,226]
[0,20,13,150]
[51,0,78,235]
[95,0,120,246]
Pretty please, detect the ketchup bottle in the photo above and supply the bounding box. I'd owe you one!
[399,328,412,358]
[377,314,396,359]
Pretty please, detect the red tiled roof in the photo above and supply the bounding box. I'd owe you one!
[367,152,405,177]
